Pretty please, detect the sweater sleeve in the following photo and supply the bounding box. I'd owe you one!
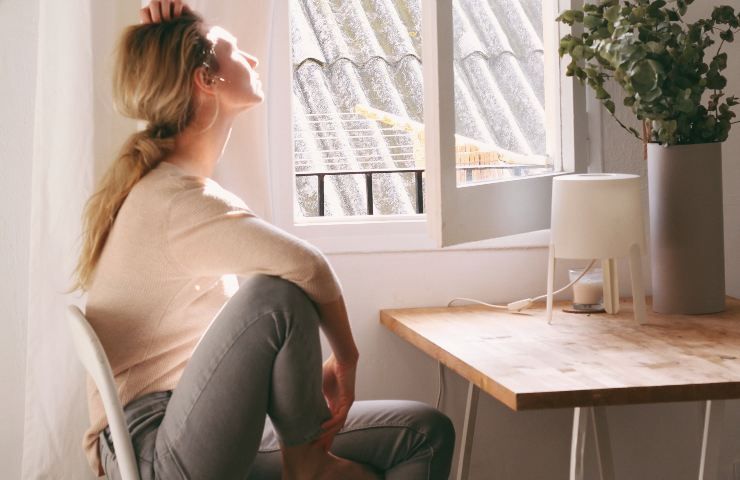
[166,179,342,304]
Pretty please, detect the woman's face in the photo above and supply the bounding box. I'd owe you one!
[206,26,264,111]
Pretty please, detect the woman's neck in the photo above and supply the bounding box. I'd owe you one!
[166,111,237,178]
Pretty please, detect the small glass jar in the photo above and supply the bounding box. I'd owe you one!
[568,267,604,312]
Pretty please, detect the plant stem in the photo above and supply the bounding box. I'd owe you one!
[642,120,651,160]
[608,112,642,142]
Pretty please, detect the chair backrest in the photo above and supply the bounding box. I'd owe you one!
[66,305,141,480]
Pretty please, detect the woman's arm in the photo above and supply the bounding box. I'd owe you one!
[317,296,359,365]
[167,182,359,444]
[316,296,360,450]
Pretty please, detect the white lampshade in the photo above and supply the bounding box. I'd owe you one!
[551,174,645,260]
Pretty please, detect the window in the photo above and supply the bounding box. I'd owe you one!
[270,1,587,251]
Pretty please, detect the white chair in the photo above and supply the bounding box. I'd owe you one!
[66,305,141,480]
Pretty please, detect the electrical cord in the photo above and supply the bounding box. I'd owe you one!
[436,360,444,409]
[436,259,598,409]
[446,259,597,311]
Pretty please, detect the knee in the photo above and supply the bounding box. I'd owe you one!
[376,400,455,455]
[380,401,455,476]
[409,403,455,477]
[413,403,455,453]
[236,275,319,322]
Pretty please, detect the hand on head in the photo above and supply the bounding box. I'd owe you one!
[140,0,191,24]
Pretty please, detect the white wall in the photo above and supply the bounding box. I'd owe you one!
[1,1,739,480]
[0,1,39,479]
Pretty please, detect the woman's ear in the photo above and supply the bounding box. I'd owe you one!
[193,66,217,96]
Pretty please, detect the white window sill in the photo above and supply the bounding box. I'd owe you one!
[289,215,551,255]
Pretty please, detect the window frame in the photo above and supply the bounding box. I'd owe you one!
[269,0,589,254]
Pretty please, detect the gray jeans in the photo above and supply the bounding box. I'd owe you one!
[99,275,455,479]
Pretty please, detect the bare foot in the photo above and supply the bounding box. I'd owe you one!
[317,453,382,480]
[282,444,382,480]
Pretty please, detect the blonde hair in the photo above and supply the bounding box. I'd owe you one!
[67,12,218,293]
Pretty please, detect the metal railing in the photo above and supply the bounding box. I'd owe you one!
[296,164,552,217]
[296,167,425,216]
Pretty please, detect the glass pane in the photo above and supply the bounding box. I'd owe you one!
[453,0,552,187]
[291,0,425,219]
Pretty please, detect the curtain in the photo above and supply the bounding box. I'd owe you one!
[23,0,99,477]
[22,1,275,478]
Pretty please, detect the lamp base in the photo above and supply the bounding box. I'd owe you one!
[564,305,607,314]
[546,244,647,325]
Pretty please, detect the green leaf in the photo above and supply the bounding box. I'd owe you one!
[713,53,728,71]
[712,6,736,24]
[720,29,734,42]
[604,5,621,23]
[678,1,688,16]
[595,85,611,99]
[629,59,665,100]
[557,10,576,25]
[707,70,727,89]
[676,92,695,113]
[645,41,665,54]
[603,99,616,114]
[584,14,602,29]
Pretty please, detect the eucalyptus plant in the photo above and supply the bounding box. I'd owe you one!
[557,0,740,146]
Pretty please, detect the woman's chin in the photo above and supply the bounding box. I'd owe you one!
[237,96,264,113]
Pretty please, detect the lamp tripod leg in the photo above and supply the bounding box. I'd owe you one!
[602,259,619,314]
[547,245,555,324]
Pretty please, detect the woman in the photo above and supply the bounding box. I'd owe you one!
[69,2,455,479]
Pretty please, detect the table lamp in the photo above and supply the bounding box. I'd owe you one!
[546,173,647,325]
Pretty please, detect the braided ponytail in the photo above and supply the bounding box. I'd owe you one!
[67,11,215,293]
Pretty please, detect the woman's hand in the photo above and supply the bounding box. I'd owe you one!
[140,0,191,24]
[315,353,357,451]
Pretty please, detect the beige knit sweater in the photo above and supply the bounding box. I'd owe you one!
[82,161,342,476]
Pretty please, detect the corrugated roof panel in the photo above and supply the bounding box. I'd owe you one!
[291,0,548,217]
[291,0,325,64]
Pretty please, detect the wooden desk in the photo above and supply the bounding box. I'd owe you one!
[381,297,740,480]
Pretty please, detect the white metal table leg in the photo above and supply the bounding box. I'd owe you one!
[571,407,589,480]
[699,400,725,480]
[591,407,615,480]
[456,382,480,480]
[571,407,615,480]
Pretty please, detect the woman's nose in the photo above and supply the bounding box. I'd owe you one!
[245,53,259,69]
